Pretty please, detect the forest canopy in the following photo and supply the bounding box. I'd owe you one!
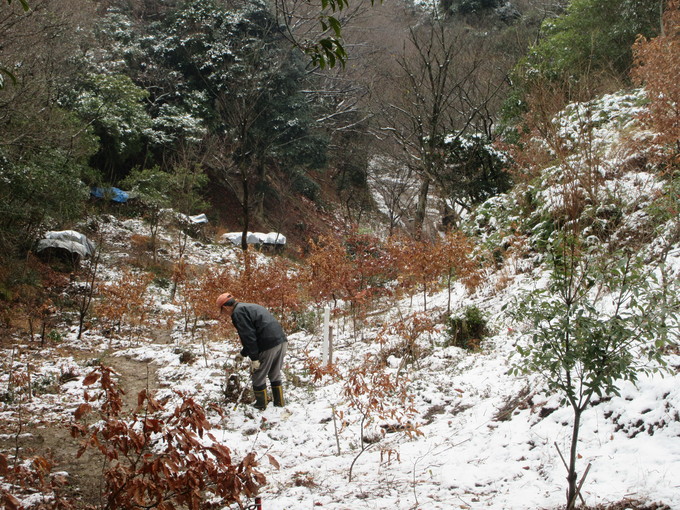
[0,0,672,256]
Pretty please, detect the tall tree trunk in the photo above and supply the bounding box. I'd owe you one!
[255,159,266,220]
[240,170,250,252]
[413,177,429,238]
[567,406,583,509]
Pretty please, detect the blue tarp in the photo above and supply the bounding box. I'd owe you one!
[91,187,129,203]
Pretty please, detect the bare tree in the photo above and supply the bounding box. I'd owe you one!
[288,0,424,230]
[76,242,101,340]
[376,19,509,236]
[0,0,97,156]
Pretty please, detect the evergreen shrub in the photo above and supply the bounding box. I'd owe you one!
[445,305,488,350]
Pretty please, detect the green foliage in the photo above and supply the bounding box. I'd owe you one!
[73,0,332,223]
[505,231,677,507]
[445,305,489,350]
[461,186,536,263]
[152,276,171,289]
[121,166,175,259]
[123,164,208,215]
[67,73,152,176]
[289,168,321,201]
[520,0,660,84]
[94,10,208,150]
[121,166,173,211]
[502,0,662,131]
[46,329,64,344]
[0,150,90,255]
[506,235,675,404]
[306,0,350,69]
[306,34,347,70]
[645,174,680,227]
[436,134,512,207]
[167,165,209,215]
[441,0,500,15]
[158,0,328,187]
[121,164,208,260]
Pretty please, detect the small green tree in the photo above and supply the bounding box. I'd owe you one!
[506,233,677,509]
[167,164,208,218]
[122,164,208,264]
[121,166,173,262]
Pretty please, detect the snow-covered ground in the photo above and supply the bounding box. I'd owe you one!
[2,88,680,509]
[2,229,678,509]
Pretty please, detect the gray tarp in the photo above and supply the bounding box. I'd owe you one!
[177,212,209,225]
[263,232,286,245]
[222,231,286,246]
[36,230,95,258]
[188,214,208,224]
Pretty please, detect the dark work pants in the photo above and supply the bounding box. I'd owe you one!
[251,342,287,390]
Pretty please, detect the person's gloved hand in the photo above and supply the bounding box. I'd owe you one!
[250,359,261,372]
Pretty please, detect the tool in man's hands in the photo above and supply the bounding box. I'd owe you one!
[245,496,262,510]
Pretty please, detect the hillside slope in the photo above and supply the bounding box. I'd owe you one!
[1,89,679,510]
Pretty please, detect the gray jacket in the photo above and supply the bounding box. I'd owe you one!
[231,302,287,360]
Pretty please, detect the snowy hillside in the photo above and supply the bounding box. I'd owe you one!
[1,89,679,510]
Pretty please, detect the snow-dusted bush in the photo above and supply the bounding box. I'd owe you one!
[506,233,678,508]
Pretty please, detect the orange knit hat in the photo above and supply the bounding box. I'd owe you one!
[216,292,236,309]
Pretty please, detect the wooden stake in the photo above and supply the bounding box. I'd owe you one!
[572,463,592,508]
[554,441,569,472]
[555,442,587,506]
[331,404,341,455]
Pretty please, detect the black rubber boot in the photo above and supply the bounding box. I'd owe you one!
[253,387,268,410]
[271,382,284,407]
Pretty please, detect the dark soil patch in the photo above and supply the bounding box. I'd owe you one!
[493,385,532,422]
[0,348,161,506]
[582,498,672,510]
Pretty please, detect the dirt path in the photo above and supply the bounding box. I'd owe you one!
[0,332,166,506]
[113,354,161,411]
[66,353,161,505]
